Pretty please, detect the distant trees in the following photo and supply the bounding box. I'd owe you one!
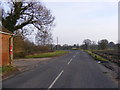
[62,44,69,50]
[80,39,118,50]
[108,42,115,49]
[83,39,91,49]
[116,43,120,52]
[54,40,117,51]
[98,39,108,50]
[90,41,98,50]
[80,39,97,50]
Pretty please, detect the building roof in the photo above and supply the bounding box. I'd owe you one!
[0,27,13,35]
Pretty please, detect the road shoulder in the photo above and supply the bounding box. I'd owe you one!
[2,57,52,80]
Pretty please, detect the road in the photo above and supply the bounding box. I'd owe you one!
[3,50,118,88]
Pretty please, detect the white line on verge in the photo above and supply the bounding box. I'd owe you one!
[48,70,64,90]
[68,58,73,65]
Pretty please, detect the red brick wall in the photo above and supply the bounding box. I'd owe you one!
[0,33,11,66]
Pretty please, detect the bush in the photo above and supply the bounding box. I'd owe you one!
[13,36,53,58]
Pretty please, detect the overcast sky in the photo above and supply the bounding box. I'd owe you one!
[43,0,118,45]
[1,0,118,45]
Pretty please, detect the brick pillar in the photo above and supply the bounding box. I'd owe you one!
[9,36,13,65]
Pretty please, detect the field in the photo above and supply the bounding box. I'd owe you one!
[91,50,120,66]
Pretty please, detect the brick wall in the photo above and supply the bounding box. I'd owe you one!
[0,33,11,66]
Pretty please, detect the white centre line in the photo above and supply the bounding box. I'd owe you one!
[73,55,76,58]
[48,70,64,90]
[68,58,73,65]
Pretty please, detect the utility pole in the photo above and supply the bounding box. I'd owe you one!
[57,37,58,50]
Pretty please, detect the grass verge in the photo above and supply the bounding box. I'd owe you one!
[84,50,109,62]
[0,66,17,75]
[26,50,69,58]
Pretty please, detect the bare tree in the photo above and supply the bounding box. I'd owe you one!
[35,28,53,46]
[2,1,55,33]
[83,39,91,49]
[90,41,97,50]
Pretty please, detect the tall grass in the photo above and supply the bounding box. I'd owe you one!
[84,50,109,62]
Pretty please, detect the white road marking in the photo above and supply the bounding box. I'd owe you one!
[48,70,64,89]
[73,55,76,58]
[68,58,73,65]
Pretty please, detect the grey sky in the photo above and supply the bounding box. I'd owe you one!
[44,1,118,45]
[1,0,118,45]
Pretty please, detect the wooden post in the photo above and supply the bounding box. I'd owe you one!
[57,37,58,50]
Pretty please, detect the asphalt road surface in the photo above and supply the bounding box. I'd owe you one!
[3,50,118,88]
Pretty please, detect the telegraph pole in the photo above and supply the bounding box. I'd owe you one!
[57,37,58,50]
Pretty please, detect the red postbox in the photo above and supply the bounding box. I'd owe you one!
[10,45,13,55]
